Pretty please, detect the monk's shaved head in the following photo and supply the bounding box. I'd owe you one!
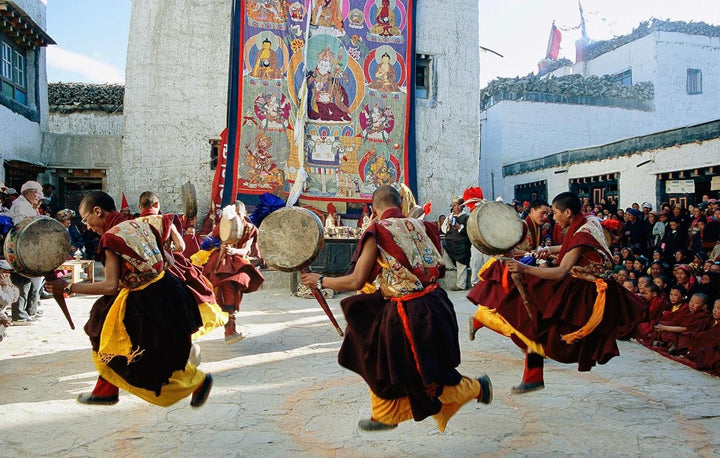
[372,185,402,210]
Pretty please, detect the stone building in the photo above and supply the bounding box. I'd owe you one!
[481,19,720,208]
[43,83,124,210]
[115,0,481,220]
[0,0,54,189]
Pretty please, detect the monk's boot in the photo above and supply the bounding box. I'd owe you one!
[223,307,244,345]
[468,316,483,341]
[77,376,119,405]
[511,352,545,394]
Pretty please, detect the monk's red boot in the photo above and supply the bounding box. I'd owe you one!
[511,352,545,394]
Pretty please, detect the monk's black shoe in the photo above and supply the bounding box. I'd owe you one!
[510,381,545,394]
[476,374,493,404]
[77,392,119,405]
[190,373,213,408]
[358,418,398,431]
[468,316,482,341]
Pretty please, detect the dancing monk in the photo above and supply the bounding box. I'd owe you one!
[302,185,492,433]
[48,191,213,407]
[467,192,646,394]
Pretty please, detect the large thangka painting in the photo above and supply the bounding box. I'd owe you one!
[223,0,415,203]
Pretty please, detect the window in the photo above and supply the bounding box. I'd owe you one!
[0,37,27,105]
[611,69,632,86]
[687,69,702,95]
[415,54,434,101]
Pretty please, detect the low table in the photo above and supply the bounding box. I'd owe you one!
[60,259,95,284]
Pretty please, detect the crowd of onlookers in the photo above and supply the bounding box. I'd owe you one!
[0,180,101,339]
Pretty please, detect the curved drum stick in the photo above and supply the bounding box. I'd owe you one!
[46,272,75,330]
[303,267,344,337]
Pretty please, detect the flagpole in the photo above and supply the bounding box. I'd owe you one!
[222,0,242,207]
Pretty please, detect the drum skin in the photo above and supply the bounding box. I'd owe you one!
[180,182,197,219]
[219,216,244,242]
[258,207,324,272]
[467,202,526,255]
[4,216,71,277]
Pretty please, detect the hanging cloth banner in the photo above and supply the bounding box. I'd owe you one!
[219,0,417,205]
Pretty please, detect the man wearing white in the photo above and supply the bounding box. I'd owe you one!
[8,180,44,324]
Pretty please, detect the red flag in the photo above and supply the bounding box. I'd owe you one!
[545,23,562,60]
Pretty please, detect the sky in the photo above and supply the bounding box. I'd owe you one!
[44,0,720,87]
[46,0,131,84]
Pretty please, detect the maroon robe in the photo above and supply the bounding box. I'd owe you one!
[688,320,720,371]
[338,208,461,422]
[201,223,264,295]
[468,214,647,371]
[634,295,670,338]
[85,212,202,396]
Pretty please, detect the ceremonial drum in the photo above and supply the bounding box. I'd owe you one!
[257,207,324,272]
[467,202,527,256]
[219,215,245,243]
[180,182,197,219]
[4,216,71,277]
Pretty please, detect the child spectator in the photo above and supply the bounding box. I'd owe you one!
[635,284,669,339]
[652,293,711,356]
[653,275,669,298]
[687,299,720,372]
[623,279,638,294]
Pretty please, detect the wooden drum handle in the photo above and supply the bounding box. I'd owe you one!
[46,273,75,330]
[303,267,344,337]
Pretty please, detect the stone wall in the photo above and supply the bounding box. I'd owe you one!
[414,0,480,216]
[121,0,229,216]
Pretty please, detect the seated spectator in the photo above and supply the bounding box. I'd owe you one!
[647,292,711,355]
[674,249,690,265]
[672,264,699,298]
[623,256,636,272]
[698,271,720,303]
[633,256,648,275]
[615,267,630,285]
[620,246,633,262]
[612,251,622,267]
[653,274,670,298]
[637,276,653,296]
[687,299,720,372]
[635,284,670,339]
[623,278,638,294]
[692,251,708,273]
[649,260,666,280]
[703,259,715,275]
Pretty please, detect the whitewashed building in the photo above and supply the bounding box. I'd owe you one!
[0,0,54,189]
[481,20,720,208]
[43,83,124,210]
[116,0,481,219]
